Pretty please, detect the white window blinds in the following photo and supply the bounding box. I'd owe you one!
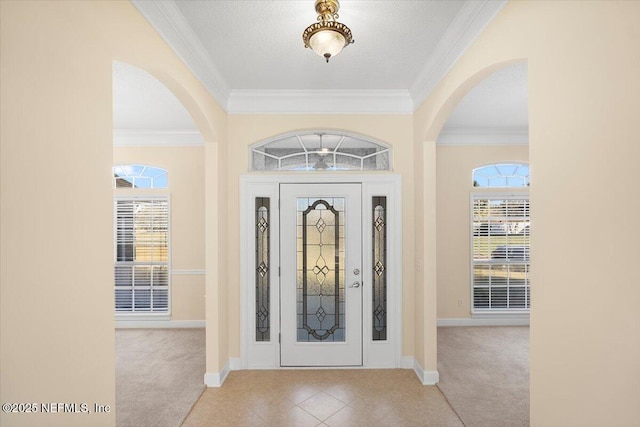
[115,198,169,313]
[472,196,530,312]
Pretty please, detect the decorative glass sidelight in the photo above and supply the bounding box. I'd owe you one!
[255,198,270,341]
[297,198,345,342]
[372,197,387,340]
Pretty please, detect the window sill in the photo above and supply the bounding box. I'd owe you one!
[115,313,170,322]
[472,311,530,318]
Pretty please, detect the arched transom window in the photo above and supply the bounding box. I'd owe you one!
[250,131,391,171]
[113,164,168,189]
[473,163,529,187]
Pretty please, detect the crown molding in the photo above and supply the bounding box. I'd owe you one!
[409,0,508,111]
[437,126,528,145]
[132,1,505,114]
[131,0,230,109]
[114,129,204,146]
[227,90,413,114]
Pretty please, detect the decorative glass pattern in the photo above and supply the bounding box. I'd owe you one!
[255,198,270,341]
[372,197,387,340]
[297,198,345,342]
[250,131,391,171]
[472,163,529,188]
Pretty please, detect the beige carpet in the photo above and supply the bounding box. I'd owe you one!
[116,328,205,427]
[437,326,530,427]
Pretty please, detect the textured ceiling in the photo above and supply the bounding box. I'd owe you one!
[114,0,528,143]
[113,61,197,130]
[173,0,464,91]
[132,0,508,112]
[444,62,528,129]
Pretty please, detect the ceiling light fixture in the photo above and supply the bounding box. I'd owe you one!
[313,134,331,170]
[318,133,330,155]
[302,0,354,63]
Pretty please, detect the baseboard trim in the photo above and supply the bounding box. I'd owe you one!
[437,317,529,327]
[402,356,414,369]
[412,358,440,385]
[229,358,242,371]
[423,370,440,385]
[204,361,230,387]
[115,320,206,329]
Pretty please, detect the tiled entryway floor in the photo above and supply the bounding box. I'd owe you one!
[182,369,463,427]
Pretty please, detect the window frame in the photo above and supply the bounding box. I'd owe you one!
[470,192,530,316]
[113,164,168,189]
[114,194,171,320]
[472,163,529,188]
[248,130,393,172]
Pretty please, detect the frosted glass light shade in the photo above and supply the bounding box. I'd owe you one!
[309,30,346,61]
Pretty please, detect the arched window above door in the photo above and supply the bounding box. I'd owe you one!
[250,131,391,171]
[473,163,529,187]
[113,164,168,189]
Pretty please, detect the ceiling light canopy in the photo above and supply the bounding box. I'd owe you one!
[302,0,354,63]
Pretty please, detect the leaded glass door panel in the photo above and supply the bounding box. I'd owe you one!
[280,184,362,366]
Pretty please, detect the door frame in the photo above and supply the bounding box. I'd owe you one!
[240,174,402,369]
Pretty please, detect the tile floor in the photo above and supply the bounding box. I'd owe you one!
[182,369,463,427]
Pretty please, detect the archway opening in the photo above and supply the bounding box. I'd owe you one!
[112,61,207,427]
[431,61,531,426]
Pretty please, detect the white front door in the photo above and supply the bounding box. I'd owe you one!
[280,183,362,366]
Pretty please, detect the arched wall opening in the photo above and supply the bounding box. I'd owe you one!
[110,54,229,391]
[434,61,530,320]
[112,59,218,144]
[425,59,527,143]
[414,3,640,425]
[1,3,227,426]
[413,59,530,386]
[111,60,217,422]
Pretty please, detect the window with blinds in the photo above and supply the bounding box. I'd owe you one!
[472,196,530,312]
[115,198,169,313]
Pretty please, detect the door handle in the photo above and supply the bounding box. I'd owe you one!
[349,281,360,288]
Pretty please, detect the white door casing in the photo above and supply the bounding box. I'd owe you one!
[241,175,402,370]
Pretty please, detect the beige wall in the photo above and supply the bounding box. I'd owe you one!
[1,3,115,425]
[3,1,640,426]
[412,138,437,373]
[416,1,640,425]
[0,1,224,426]
[113,146,205,321]
[436,145,528,318]
[226,114,416,358]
